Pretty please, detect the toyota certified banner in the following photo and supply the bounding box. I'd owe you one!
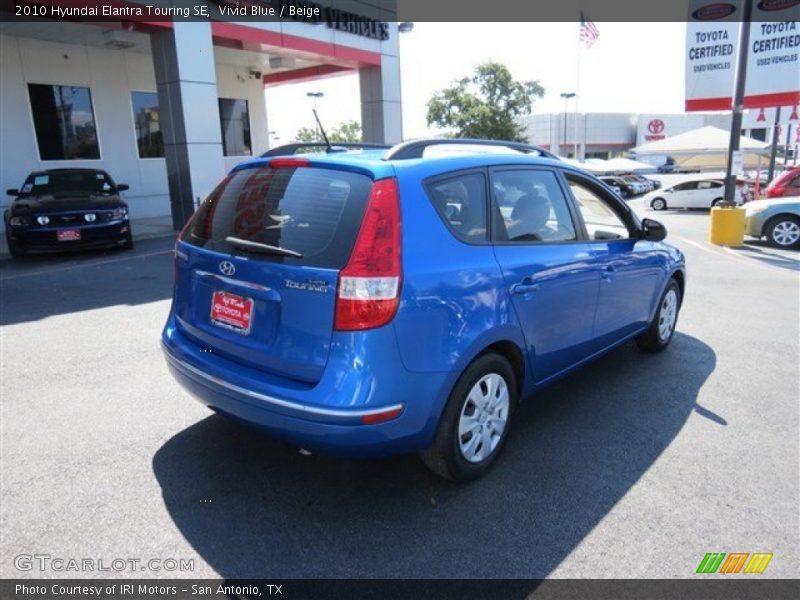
[685,0,800,111]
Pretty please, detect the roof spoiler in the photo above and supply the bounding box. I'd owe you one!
[383,139,560,161]
[261,142,392,157]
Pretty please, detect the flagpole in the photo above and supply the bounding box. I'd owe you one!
[575,25,581,160]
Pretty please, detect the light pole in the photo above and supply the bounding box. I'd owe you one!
[560,92,576,157]
[722,0,753,206]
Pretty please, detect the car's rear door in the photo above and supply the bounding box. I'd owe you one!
[489,167,599,384]
[670,181,696,208]
[173,161,374,384]
[693,180,716,207]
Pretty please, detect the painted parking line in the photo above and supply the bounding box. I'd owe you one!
[0,249,173,282]
[675,236,798,276]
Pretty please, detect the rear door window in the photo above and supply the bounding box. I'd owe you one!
[182,165,373,269]
[425,172,488,243]
[491,169,577,243]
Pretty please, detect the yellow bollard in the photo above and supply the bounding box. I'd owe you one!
[709,206,745,246]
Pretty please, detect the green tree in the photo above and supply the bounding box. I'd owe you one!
[295,127,318,142]
[426,62,544,142]
[329,120,361,143]
[294,120,362,144]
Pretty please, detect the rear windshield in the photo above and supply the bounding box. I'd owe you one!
[20,171,115,197]
[181,165,373,269]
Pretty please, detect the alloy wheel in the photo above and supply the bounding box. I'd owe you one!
[770,220,800,247]
[457,373,510,463]
[658,289,678,342]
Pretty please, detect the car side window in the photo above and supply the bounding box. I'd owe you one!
[789,176,800,188]
[567,178,632,241]
[673,181,698,191]
[491,170,577,243]
[698,181,712,190]
[426,172,488,243]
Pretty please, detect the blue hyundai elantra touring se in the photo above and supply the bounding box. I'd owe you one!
[162,139,686,481]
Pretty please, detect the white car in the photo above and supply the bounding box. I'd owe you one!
[646,179,743,211]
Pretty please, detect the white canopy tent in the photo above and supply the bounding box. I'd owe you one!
[561,157,655,174]
[630,126,769,170]
[601,157,657,173]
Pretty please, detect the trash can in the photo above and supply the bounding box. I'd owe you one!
[709,207,745,246]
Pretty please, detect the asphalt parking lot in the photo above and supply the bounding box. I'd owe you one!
[1,202,798,579]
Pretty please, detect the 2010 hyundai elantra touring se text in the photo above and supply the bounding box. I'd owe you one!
[162,139,686,481]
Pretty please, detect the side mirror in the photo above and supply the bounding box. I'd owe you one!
[116,184,129,192]
[6,189,19,197]
[641,218,667,242]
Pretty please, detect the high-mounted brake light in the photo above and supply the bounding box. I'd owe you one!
[334,177,402,331]
[269,158,310,168]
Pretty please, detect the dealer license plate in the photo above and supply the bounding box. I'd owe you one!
[210,290,254,335]
[57,229,81,242]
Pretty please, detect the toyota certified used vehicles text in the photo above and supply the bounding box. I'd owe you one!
[4,168,132,257]
[162,139,686,481]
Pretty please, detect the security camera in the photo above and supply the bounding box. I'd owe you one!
[249,70,262,80]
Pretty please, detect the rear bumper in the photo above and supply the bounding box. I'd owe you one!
[6,221,130,251]
[161,318,453,457]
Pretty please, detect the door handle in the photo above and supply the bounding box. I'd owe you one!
[601,265,616,280]
[511,280,539,294]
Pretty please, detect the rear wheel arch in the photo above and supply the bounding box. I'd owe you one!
[483,340,526,396]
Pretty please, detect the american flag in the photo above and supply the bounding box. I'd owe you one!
[579,13,600,48]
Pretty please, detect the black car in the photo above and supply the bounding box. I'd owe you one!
[5,169,132,258]
[599,176,635,199]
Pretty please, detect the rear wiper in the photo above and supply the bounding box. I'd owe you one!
[225,236,303,258]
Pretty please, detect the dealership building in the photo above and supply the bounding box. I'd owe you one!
[0,2,402,228]
[523,109,795,162]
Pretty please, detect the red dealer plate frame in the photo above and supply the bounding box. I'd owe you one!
[210,290,254,335]
[57,229,81,242]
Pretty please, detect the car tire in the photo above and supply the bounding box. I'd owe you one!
[420,352,517,482]
[651,197,667,211]
[636,278,681,353]
[765,215,800,249]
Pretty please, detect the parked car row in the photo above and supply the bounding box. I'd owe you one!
[599,174,660,199]
[4,169,133,258]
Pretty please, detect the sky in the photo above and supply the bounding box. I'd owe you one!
[265,22,688,143]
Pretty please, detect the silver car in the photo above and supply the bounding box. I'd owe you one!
[744,197,800,249]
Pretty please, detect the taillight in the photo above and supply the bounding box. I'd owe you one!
[334,177,402,331]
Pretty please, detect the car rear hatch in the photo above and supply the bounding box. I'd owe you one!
[173,159,377,384]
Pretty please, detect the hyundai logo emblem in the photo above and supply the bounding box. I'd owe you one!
[219,261,236,276]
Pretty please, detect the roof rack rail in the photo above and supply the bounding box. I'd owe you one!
[261,142,391,157]
[383,138,560,161]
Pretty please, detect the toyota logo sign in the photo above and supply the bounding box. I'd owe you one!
[219,261,236,276]
[648,119,665,134]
